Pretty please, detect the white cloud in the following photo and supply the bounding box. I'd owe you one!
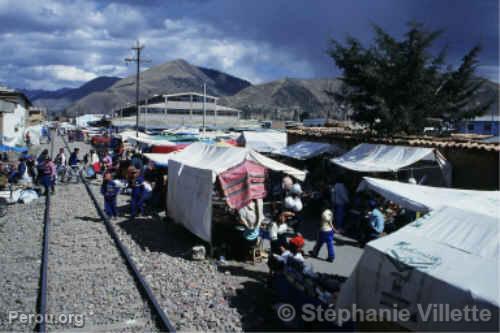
[478,65,500,83]
[0,1,316,89]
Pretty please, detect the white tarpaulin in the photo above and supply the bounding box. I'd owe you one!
[75,114,102,127]
[144,152,179,166]
[24,124,44,145]
[167,142,305,242]
[332,143,437,172]
[238,131,287,153]
[357,177,500,218]
[119,131,175,146]
[274,141,343,160]
[332,143,452,186]
[337,206,499,331]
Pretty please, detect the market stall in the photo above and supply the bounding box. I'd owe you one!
[167,142,305,243]
[357,177,500,217]
[275,141,342,160]
[237,131,287,153]
[331,143,452,186]
[337,205,499,331]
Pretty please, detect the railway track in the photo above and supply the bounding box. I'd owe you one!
[33,135,175,332]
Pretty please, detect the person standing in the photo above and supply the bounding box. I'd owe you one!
[68,148,80,182]
[309,209,336,262]
[366,200,385,242]
[40,156,56,195]
[54,148,66,183]
[331,177,350,233]
[100,171,120,219]
[130,168,145,217]
[269,211,293,254]
[24,131,31,146]
[8,157,27,184]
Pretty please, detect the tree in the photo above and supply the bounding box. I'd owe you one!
[328,22,493,135]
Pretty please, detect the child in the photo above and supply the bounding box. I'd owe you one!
[130,168,145,217]
[309,209,337,262]
[100,171,120,219]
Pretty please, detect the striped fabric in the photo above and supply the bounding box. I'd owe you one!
[218,160,267,210]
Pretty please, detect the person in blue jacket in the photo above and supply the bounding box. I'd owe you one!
[100,171,120,219]
[8,157,27,183]
[129,168,145,218]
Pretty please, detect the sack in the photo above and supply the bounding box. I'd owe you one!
[19,190,39,204]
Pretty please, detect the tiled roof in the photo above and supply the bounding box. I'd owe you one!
[288,127,500,152]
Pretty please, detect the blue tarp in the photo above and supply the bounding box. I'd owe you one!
[0,145,28,153]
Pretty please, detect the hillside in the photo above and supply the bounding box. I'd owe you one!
[22,76,120,112]
[219,78,342,120]
[66,59,252,115]
[220,77,499,120]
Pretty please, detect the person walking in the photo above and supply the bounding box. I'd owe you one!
[40,156,56,195]
[100,171,120,219]
[309,209,337,262]
[68,148,80,182]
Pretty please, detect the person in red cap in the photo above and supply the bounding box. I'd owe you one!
[273,233,305,265]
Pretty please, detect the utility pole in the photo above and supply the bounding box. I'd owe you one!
[202,82,206,136]
[125,40,150,137]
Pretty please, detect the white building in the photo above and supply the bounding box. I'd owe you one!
[112,92,241,128]
[0,87,30,147]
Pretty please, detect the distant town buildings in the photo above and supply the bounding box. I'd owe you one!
[458,115,499,136]
[28,106,46,126]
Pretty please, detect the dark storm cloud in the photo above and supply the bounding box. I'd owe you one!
[0,0,497,89]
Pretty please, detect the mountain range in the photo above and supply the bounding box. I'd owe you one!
[22,76,121,112]
[65,59,251,115]
[23,59,499,120]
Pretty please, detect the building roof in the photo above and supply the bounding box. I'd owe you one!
[467,115,500,122]
[163,91,219,100]
[288,126,500,152]
[0,88,32,107]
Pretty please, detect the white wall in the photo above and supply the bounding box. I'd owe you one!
[1,99,28,146]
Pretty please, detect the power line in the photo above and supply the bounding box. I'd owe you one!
[125,40,151,137]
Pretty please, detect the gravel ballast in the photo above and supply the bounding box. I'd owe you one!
[1,135,278,332]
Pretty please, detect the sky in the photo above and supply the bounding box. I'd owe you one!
[0,0,498,90]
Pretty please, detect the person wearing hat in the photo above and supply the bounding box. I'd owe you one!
[309,209,336,262]
[274,234,305,264]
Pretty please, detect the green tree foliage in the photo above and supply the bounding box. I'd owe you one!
[328,22,493,135]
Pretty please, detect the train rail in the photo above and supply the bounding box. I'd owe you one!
[33,135,175,332]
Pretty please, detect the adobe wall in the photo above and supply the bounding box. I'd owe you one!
[288,132,499,190]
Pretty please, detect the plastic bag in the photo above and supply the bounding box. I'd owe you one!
[19,189,39,204]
